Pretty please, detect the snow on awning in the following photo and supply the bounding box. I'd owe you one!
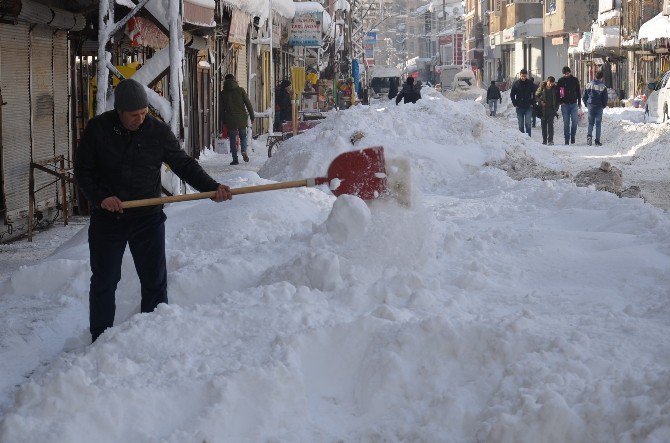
[638,13,670,43]
[293,2,332,34]
[184,0,215,27]
[591,25,619,49]
[221,0,295,21]
[515,18,543,38]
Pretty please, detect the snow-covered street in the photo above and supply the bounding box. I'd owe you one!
[1,91,669,442]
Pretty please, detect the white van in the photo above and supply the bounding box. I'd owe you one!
[368,66,402,102]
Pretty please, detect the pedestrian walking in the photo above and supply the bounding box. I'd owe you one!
[387,77,399,100]
[537,76,560,145]
[74,79,233,343]
[510,68,535,137]
[274,79,292,132]
[556,66,582,145]
[583,70,608,146]
[486,80,502,116]
[221,74,255,164]
[395,77,421,104]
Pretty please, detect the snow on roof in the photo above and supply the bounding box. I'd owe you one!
[370,66,402,78]
[293,1,324,13]
[187,0,215,7]
[638,13,670,42]
[334,0,350,12]
[221,0,295,20]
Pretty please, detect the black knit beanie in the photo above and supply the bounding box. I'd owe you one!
[114,79,148,111]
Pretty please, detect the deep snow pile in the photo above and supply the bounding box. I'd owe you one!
[1,93,670,442]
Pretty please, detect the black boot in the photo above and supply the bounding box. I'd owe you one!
[230,160,239,165]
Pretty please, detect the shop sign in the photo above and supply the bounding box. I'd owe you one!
[289,11,323,47]
[569,33,579,46]
[502,27,515,42]
[364,31,377,45]
[583,31,592,51]
[494,0,502,16]
[552,36,564,45]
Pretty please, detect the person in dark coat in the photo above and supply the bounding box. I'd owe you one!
[387,77,399,100]
[395,77,421,105]
[536,76,560,145]
[486,80,502,116]
[582,70,609,146]
[274,79,292,132]
[510,68,535,137]
[221,74,255,164]
[556,66,582,145]
[74,79,232,342]
[530,77,539,127]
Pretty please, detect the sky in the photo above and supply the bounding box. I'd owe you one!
[1,88,669,442]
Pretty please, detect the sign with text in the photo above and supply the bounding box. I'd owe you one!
[569,33,579,46]
[552,36,565,45]
[494,0,503,16]
[364,31,377,45]
[289,11,323,47]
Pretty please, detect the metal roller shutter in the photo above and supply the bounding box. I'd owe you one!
[236,45,247,91]
[0,23,31,216]
[30,24,56,207]
[53,30,70,162]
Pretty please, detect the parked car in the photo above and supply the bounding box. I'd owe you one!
[645,70,670,122]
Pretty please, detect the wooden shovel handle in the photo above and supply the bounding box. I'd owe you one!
[121,179,309,209]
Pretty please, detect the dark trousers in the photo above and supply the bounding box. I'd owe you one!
[88,211,168,341]
[541,116,555,143]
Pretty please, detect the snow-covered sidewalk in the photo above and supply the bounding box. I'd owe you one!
[1,91,669,442]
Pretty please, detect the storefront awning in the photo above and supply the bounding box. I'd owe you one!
[184,0,215,28]
[639,13,670,43]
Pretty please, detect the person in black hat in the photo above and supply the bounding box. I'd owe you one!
[74,78,233,343]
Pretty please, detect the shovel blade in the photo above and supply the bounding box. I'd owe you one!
[327,146,387,200]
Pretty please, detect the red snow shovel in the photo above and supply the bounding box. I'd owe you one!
[121,146,388,209]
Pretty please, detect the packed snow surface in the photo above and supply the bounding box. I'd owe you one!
[1,91,670,442]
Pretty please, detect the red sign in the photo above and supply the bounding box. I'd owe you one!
[569,33,580,46]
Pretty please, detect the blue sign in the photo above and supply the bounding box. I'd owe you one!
[364,31,377,45]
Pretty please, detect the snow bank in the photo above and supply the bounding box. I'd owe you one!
[2,92,670,442]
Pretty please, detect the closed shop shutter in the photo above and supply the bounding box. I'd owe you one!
[0,22,70,220]
[236,45,248,91]
[53,30,70,164]
[30,24,56,206]
[0,23,31,215]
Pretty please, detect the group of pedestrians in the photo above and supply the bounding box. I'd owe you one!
[489,66,609,146]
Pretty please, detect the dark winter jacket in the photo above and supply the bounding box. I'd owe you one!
[556,74,582,106]
[486,84,502,102]
[221,78,255,130]
[510,78,535,109]
[74,110,218,218]
[538,86,560,118]
[582,79,608,109]
[395,82,421,104]
[275,86,292,122]
[387,78,399,99]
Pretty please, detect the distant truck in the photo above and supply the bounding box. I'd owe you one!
[368,66,402,102]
